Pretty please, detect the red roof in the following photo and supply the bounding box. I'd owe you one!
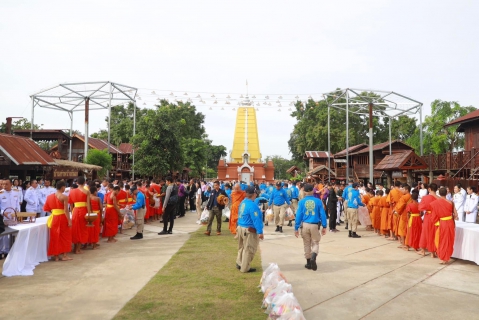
[304,151,332,158]
[350,140,412,155]
[334,144,368,158]
[119,143,133,154]
[375,150,428,170]
[444,108,479,128]
[74,134,122,153]
[0,133,56,165]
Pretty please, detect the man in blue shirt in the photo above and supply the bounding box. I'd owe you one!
[268,182,291,233]
[259,181,267,192]
[287,181,300,227]
[346,183,364,238]
[236,186,264,273]
[294,183,327,271]
[128,185,146,240]
[342,180,353,230]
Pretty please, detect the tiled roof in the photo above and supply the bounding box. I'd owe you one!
[375,150,428,170]
[350,140,412,155]
[119,143,133,154]
[286,166,300,173]
[0,133,56,165]
[309,165,336,176]
[444,109,479,128]
[74,134,122,153]
[334,144,368,157]
[304,151,332,158]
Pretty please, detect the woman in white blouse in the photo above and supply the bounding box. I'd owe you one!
[453,184,466,222]
[464,186,478,223]
[418,183,428,203]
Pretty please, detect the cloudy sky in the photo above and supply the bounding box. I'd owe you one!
[1,1,478,159]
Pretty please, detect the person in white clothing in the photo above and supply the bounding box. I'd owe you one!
[464,186,478,223]
[0,180,21,258]
[24,180,41,216]
[12,179,23,203]
[453,184,466,222]
[418,183,428,203]
[41,179,56,216]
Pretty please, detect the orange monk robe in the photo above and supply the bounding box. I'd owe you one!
[142,188,153,220]
[379,196,389,234]
[395,193,411,237]
[430,198,455,262]
[69,188,89,244]
[370,196,382,230]
[103,193,118,238]
[418,195,437,253]
[229,190,246,234]
[405,201,421,250]
[150,183,163,216]
[88,197,101,244]
[44,193,72,256]
[117,189,128,222]
[389,188,402,233]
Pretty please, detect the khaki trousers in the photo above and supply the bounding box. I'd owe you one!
[343,201,348,223]
[196,197,202,219]
[302,222,321,259]
[346,208,358,232]
[291,199,298,214]
[236,226,259,272]
[136,207,146,233]
[273,204,287,226]
[207,207,222,232]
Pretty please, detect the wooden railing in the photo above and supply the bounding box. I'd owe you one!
[421,149,479,171]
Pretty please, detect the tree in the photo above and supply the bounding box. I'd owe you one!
[265,155,303,180]
[205,142,227,173]
[0,118,41,133]
[406,100,476,154]
[85,149,113,178]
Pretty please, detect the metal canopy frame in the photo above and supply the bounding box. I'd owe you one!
[30,81,138,179]
[322,88,423,183]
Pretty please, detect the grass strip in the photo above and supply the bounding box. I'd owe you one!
[113,221,265,320]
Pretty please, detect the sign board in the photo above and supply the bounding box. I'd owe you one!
[53,167,78,179]
[334,159,347,163]
[392,171,403,178]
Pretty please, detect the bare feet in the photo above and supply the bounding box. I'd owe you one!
[402,246,410,251]
[60,255,73,261]
[92,244,100,250]
[431,252,436,259]
[417,250,426,256]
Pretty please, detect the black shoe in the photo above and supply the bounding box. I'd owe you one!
[159,220,164,223]
[236,264,241,270]
[352,232,361,238]
[130,233,143,240]
[287,221,292,227]
[311,253,318,271]
[168,231,173,234]
[224,218,229,222]
[305,259,312,269]
[345,223,348,230]
[279,226,283,233]
[246,268,257,273]
[158,230,169,235]
[178,215,185,218]
[265,221,268,226]
[349,231,352,238]
[275,226,279,232]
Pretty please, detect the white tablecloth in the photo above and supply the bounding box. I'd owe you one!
[452,221,479,265]
[2,217,49,277]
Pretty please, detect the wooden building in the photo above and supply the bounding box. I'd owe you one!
[286,166,301,178]
[375,150,428,186]
[304,151,333,171]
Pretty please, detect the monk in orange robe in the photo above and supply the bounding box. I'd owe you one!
[44,181,72,261]
[379,190,389,236]
[394,185,412,248]
[405,191,421,251]
[387,181,403,241]
[362,192,373,230]
[116,184,128,226]
[88,186,102,249]
[370,192,382,234]
[150,182,162,220]
[418,183,438,257]
[430,187,457,264]
[69,177,92,254]
[103,186,121,242]
[229,184,246,235]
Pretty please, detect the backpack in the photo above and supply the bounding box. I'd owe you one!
[168,185,179,205]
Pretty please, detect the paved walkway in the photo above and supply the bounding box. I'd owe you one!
[0,213,201,320]
[260,223,479,320]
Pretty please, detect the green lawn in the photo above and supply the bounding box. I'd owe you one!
[113,222,265,320]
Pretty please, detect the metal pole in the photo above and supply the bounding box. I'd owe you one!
[69,112,73,161]
[107,83,112,178]
[30,97,34,138]
[369,103,374,185]
[389,116,392,155]
[132,100,136,180]
[346,91,350,181]
[419,104,423,156]
[327,102,331,181]
[84,98,89,162]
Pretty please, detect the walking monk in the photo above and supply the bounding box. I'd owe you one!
[69,177,92,254]
[229,183,246,235]
[44,181,72,261]
[405,191,421,251]
[362,190,373,231]
[379,189,390,237]
[387,181,402,241]
[88,186,102,250]
[103,186,121,243]
[430,187,457,264]
[370,190,382,234]
[394,184,411,248]
[418,183,438,257]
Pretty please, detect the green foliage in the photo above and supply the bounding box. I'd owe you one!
[85,149,113,178]
[265,155,304,180]
[0,118,41,133]
[406,100,476,154]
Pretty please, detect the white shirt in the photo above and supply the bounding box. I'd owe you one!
[464,193,478,223]
[418,189,428,203]
[41,186,56,206]
[453,192,465,221]
[0,189,21,220]
[24,186,41,213]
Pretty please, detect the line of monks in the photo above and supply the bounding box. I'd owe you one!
[361,181,457,264]
[44,177,163,262]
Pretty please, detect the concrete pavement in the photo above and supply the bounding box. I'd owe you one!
[0,212,201,320]
[260,223,479,319]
